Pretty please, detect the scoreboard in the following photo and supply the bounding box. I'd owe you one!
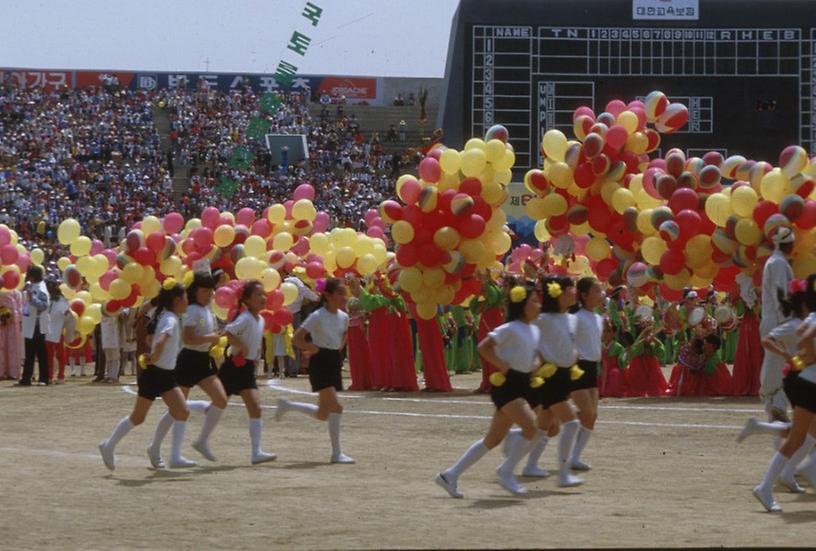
[442,0,816,175]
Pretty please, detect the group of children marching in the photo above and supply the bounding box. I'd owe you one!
[99,272,355,471]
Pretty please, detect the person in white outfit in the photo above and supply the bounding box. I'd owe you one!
[18,266,50,386]
[101,310,123,383]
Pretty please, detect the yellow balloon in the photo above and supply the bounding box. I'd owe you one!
[310,233,329,256]
[416,301,437,320]
[372,243,388,265]
[160,256,182,277]
[460,239,487,263]
[487,232,511,255]
[214,225,235,248]
[704,193,732,227]
[611,188,636,214]
[760,169,788,204]
[636,209,656,235]
[664,268,691,290]
[78,315,96,335]
[272,232,294,251]
[735,218,761,246]
[87,303,103,324]
[70,235,92,257]
[57,256,71,271]
[433,227,460,251]
[141,215,161,235]
[357,254,378,276]
[461,149,487,178]
[109,278,132,300]
[433,285,455,306]
[534,220,551,242]
[439,148,462,174]
[616,111,639,133]
[548,162,573,188]
[143,279,161,300]
[398,267,423,293]
[731,186,758,217]
[485,139,506,163]
[353,236,375,258]
[292,199,317,221]
[121,262,144,284]
[89,283,110,302]
[586,237,610,261]
[267,204,286,224]
[244,235,267,258]
[76,256,95,277]
[57,218,81,245]
[31,248,45,266]
[542,193,568,216]
[336,246,356,269]
[260,268,281,292]
[280,282,299,306]
[793,253,816,279]
[641,236,667,265]
[542,129,568,162]
[392,220,415,244]
[465,138,487,151]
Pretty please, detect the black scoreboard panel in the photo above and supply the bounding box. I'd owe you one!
[442,0,816,175]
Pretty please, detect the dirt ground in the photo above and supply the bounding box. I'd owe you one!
[0,367,813,550]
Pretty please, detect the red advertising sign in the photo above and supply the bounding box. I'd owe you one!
[0,70,70,91]
[316,77,378,101]
[74,71,135,89]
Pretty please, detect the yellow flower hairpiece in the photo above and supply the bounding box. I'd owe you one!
[162,277,178,291]
[509,285,527,303]
[547,282,562,299]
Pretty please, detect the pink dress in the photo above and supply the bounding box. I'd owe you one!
[0,291,23,379]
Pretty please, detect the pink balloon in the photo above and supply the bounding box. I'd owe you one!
[283,200,294,218]
[0,227,10,247]
[605,100,627,117]
[236,207,256,227]
[17,253,31,272]
[366,226,385,240]
[291,237,310,256]
[100,270,117,291]
[201,207,220,229]
[306,261,325,279]
[0,244,19,265]
[218,214,233,227]
[163,212,184,234]
[90,239,105,255]
[606,125,629,150]
[102,249,117,266]
[364,209,379,226]
[313,212,330,233]
[419,157,441,183]
[251,219,272,237]
[370,217,385,229]
[572,106,595,122]
[193,227,213,249]
[214,286,236,309]
[293,184,316,201]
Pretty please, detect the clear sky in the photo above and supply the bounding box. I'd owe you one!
[0,0,460,77]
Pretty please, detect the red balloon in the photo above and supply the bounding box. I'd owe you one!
[2,270,20,290]
[260,310,276,329]
[797,200,816,230]
[459,214,486,239]
[668,188,698,214]
[606,125,629,150]
[306,261,325,279]
[70,300,85,317]
[0,244,18,264]
[574,162,596,188]
[133,247,156,266]
[266,290,285,311]
[675,209,702,238]
[753,200,778,228]
[396,244,419,267]
[595,258,617,280]
[587,204,613,233]
[272,308,293,327]
[660,284,682,302]
[547,214,569,235]
[146,232,165,255]
[659,250,685,275]
[419,245,443,267]
[193,227,214,250]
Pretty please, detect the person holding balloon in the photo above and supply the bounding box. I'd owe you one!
[98,280,196,471]
[146,272,228,467]
[473,271,505,393]
[623,307,668,398]
[435,283,540,498]
[276,278,356,465]
[218,280,278,465]
[18,265,50,386]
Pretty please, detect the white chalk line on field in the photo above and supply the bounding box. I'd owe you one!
[120,383,746,430]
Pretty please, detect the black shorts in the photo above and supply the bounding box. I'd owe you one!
[218,357,258,396]
[536,367,572,409]
[308,348,343,392]
[572,360,599,391]
[137,365,179,401]
[175,348,218,388]
[784,371,816,413]
[490,369,537,410]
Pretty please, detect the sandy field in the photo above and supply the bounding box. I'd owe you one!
[0,369,813,550]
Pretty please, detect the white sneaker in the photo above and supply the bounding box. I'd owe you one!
[736,418,759,443]
[274,399,289,422]
[99,441,115,471]
[146,446,165,469]
[192,439,217,462]
[434,472,463,498]
[251,451,277,464]
[331,452,355,464]
[558,473,584,488]
[522,465,551,478]
[779,477,805,494]
[497,470,527,496]
[169,456,198,469]
[752,486,782,512]
[571,459,592,471]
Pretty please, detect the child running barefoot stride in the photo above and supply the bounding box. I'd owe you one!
[218,280,277,465]
[98,281,195,470]
[276,278,355,464]
[435,284,540,498]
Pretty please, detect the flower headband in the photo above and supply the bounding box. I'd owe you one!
[547,281,562,298]
[789,279,807,295]
[509,285,527,303]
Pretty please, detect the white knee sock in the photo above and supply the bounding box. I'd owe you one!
[148,411,174,452]
[498,433,533,475]
[106,416,135,450]
[445,439,489,478]
[170,421,188,463]
[282,399,318,418]
[328,412,344,456]
[754,420,790,435]
[558,420,580,476]
[197,406,224,443]
[187,400,210,413]
[758,452,789,492]
[249,418,264,456]
[525,429,550,471]
[781,435,816,481]
[571,426,593,463]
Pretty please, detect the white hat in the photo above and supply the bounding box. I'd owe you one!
[772,226,795,245]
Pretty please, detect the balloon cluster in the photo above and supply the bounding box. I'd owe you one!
[523,90,816,298]
[0,224,41,291]
[380,125,515,319]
